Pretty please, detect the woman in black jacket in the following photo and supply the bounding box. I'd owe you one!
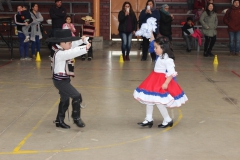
[159,4,174,42]
[118,1,137,61]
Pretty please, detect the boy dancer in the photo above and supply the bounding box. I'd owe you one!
[46,29,91,129]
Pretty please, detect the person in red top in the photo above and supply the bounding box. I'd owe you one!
[193,0,205,22]
[223,0,240,56]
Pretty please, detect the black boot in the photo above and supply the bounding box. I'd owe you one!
[72,98,85,127]
[207,51,214,57]
[54,120,70,129]
[203,52,208,57]
[54,101,70,129]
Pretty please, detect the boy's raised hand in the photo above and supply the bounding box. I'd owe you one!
[81,36,89,44]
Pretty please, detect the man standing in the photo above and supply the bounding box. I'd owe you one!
[49,0,66,56]
[223,0,240,56]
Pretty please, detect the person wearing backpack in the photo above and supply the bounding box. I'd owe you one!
[223,0,240,56]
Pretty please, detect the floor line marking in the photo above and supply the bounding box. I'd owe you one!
[0,61,12,68]
[231,71,240,77]
[13,99,59,152]
[0,109,182,155]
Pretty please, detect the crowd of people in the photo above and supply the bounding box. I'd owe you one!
[117,0,240,60]
[11,0,240,61]
[14,0,95,61]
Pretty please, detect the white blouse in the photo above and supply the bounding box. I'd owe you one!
[154,53,178,77]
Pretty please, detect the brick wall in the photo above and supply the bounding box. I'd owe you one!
[100,0,110,40]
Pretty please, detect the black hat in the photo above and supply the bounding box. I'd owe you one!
[46,29,80,43]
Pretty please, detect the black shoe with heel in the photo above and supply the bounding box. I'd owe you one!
[158,120,173,128]
[73,118,85,127]
[137,120,153,128]
[54,120,70,129]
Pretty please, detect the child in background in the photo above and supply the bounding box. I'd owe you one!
[133,33,188,128]
[81,16,95,61]
[182,17,194,52]
[46,29,91,129]
[62,15,76,36]
[20,5,33,42]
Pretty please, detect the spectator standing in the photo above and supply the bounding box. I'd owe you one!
[49,0,66,56]
[49,0,66,32]
[159,4,174,42]
[223,0,240,56]
[139,0,160,61]
[14,5,32,60]
[200,3,218,57]
[30,3,43,59]
[118,1,137,61]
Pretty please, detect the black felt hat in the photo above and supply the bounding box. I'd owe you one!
[46,29,80,43]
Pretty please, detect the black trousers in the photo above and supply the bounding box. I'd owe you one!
[82,37,93,58]
[141,33,157,61]
[204,35,216,53]
[53,79,82,120]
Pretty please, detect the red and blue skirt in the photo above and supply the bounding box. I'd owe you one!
[133,71,188,107]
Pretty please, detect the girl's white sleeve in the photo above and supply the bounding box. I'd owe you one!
[165,58,178,77]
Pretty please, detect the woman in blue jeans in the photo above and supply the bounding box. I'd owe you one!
[14,5,32,60]
[118,1,137,61]
[30,3,43,58]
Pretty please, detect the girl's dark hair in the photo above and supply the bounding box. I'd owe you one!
[206,3,215,16]
[122,1,134,13]
[154,37,175,60]
[145,0,155,7]
[65,15,71,21]
[30,3,38,12]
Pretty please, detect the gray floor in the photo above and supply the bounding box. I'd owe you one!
[0,47,240,160]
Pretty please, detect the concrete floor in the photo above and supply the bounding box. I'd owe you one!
[0,46,240,160]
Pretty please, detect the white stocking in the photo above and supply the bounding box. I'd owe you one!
[156,104,172,125]
[145,104,154,121]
